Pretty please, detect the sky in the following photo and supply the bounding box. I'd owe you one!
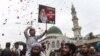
[0,0,100,48]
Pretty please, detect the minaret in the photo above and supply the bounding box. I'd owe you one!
[71,4,82,39]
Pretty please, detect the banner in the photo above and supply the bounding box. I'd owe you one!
[38,5,55,24]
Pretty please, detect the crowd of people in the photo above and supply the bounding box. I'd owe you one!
[0,26,100,56]
[0,41,100,56]
[56,43,100,56]
[0,42,25,56]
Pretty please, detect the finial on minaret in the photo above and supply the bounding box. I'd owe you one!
[71,4,76,14]
[72,4,75,9]
[71,4,82,40]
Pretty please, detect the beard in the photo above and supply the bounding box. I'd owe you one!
[61,51,71,56]
[63,53,70,56]
[31,52,40,56]
[81,51,89,56]
[82,51,88,54]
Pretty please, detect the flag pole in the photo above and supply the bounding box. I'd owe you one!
[46,22,47,30]
[45,22,47,36]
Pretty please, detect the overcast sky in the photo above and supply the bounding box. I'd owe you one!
[0,0,100,48]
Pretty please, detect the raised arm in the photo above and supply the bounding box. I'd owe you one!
[24,26,32,39]
[40,30,47,38]
[36,30,47,40]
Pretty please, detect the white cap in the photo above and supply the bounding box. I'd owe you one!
[31,42,41,47]
[90,46,94,49]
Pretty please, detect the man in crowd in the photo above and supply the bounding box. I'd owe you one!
[41,42,46,55]
[31,42,45,56]
[58,41,65,56]
[21,44,26,56]
[90,47,97,56]
[77,43,97,56]
[96,42,100,56]
[14,42,21,56]
[1,42,11,56]
[24,26,47,56]
[60,43,76,56]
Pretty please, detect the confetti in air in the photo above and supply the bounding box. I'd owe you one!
[17,16,20,19]
[3,23,6,25]
[20,0,23,2]
[2,33,5,36]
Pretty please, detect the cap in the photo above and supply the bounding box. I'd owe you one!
[31,42,41,47]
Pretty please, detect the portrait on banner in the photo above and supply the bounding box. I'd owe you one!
[38,5,55,24]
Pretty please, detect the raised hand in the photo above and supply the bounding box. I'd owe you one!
[44,30,47,33]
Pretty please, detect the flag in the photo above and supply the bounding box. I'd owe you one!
[38,5,55,24]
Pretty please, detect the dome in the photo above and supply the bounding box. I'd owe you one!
[47,26,62,34]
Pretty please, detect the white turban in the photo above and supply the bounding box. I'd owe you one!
[31,42,41,47]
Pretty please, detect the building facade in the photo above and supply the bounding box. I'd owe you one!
[40,26,76,56]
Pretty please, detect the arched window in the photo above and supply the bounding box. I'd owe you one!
[47,41,50,50]
[57,40,60,48]
[52,41,55,48]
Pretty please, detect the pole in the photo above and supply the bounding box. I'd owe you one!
[46,22,47,30]
[45,22,47,36]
